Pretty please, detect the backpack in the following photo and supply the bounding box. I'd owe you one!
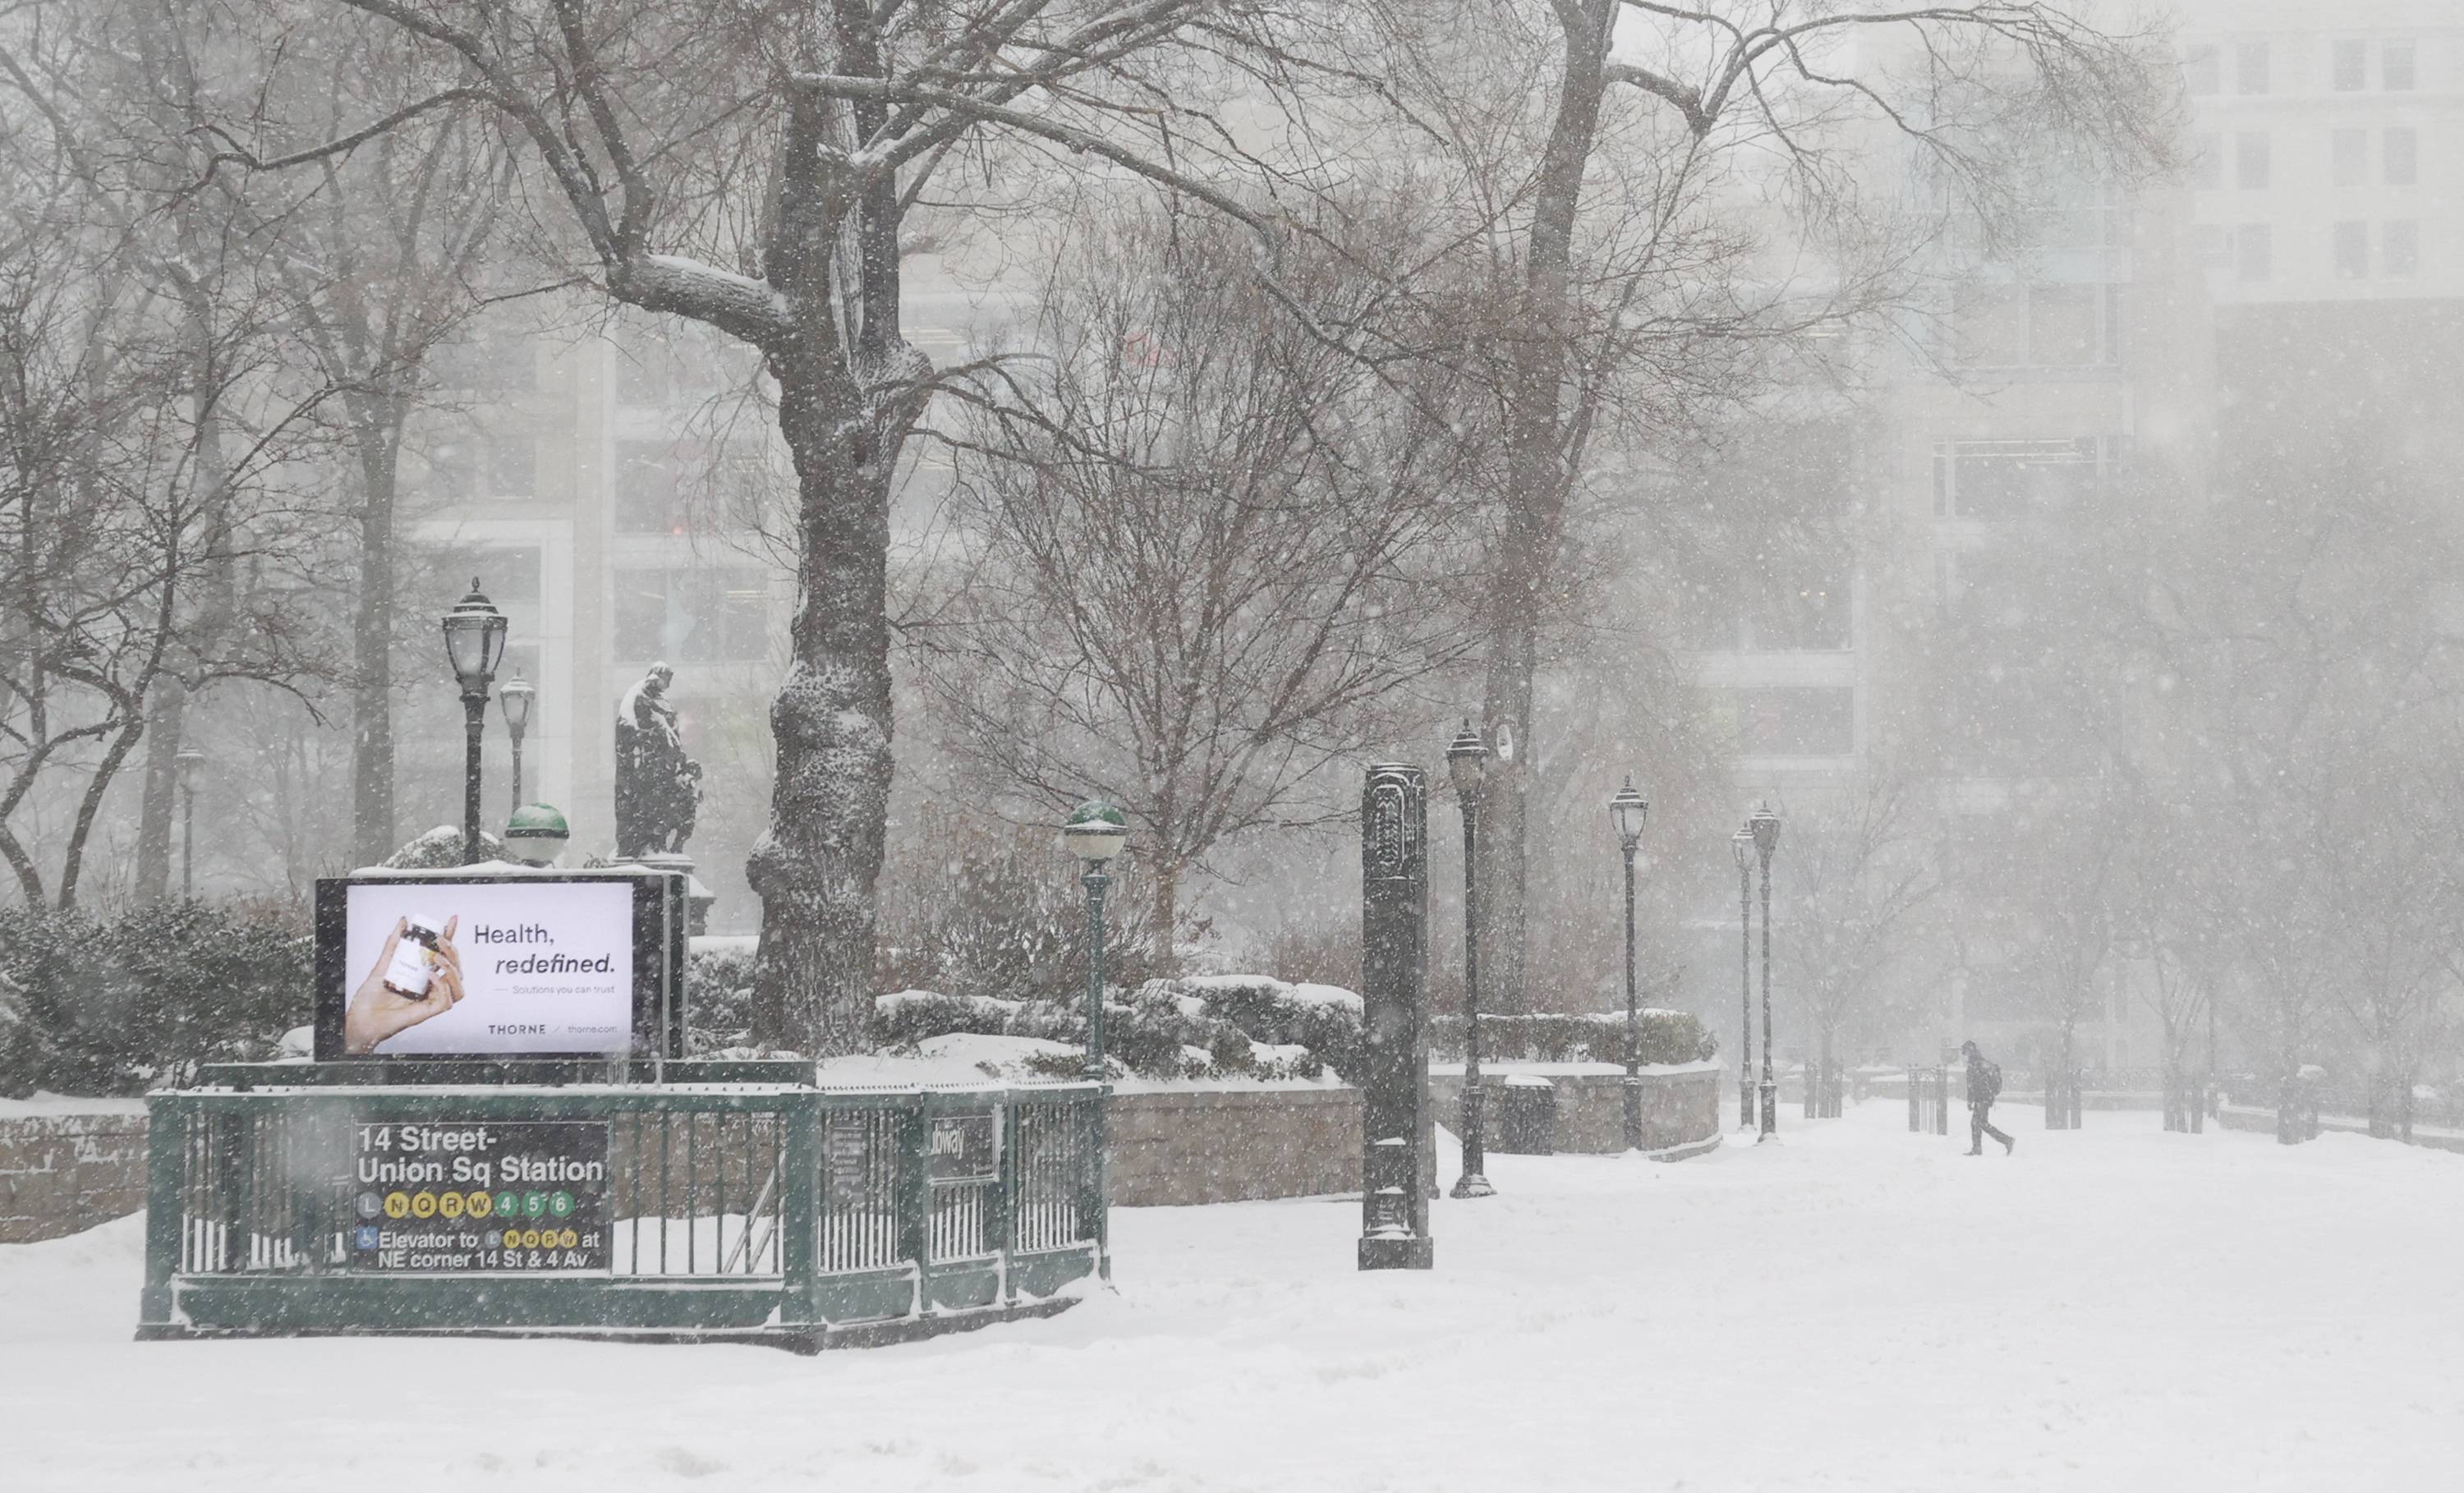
[1974,1059,2002,1103]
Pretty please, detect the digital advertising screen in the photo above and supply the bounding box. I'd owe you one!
[315,872,672,1059]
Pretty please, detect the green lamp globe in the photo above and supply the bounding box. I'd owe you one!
[505,803,571,866]
[1061,800,1129,864]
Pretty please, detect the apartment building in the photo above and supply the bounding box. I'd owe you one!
[1682,75,2219,1075]
[2180,2,2464,304]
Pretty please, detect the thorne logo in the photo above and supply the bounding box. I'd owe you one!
[487,1023,549,1036]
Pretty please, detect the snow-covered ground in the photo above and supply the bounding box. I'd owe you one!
[4,1103,2457,1491]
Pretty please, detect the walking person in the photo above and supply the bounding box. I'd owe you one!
[1963,1040,2015,1156]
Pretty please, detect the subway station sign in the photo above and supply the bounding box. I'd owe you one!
[347,1120,611,1273]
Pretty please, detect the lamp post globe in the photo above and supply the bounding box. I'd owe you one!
[441,578,508,689]
[1731,825,1755,1129]
[1062,798,1124,1281]
[441,580,508,863]
[1446,722,1493,1199]
[500,674,536,814]
[1748,802,1781,1139]
[1610,776,1648,1151]
[505,803,571,868]
[174,746,205,897]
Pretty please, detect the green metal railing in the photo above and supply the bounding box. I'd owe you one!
[139,1068,1106,1351]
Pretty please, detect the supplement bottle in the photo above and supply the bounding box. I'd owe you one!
[384,916,445,999]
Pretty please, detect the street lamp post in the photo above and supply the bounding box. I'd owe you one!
[1749,802,1782,1140]
[174,746,205,898]
[1731,825,1754,1129]
[1611,778,1650,1151]
[1063,799,1127,1281]
[1447,723,1494,1198]
[500,673,536,815]
[440,580,508,864]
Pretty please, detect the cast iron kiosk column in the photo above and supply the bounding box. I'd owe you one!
[1732,825,1755,1128]
[1359,762,1434,1270]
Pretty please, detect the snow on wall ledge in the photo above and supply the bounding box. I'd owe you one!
[1426,1064,1722,1155]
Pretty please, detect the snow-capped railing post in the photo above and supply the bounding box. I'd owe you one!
[1358,762,1434,1271]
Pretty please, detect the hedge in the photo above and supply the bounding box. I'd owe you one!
[1429,1010,1714,1067]
[0,902,313,1097]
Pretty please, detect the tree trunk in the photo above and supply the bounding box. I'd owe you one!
[131,683,189,899]
[352,433,400,866]
[1817,1025,1837,1119]
[1477,597,1538,1015]
[1473,2,1611,1019]
[1151,855,1180,979]
[2159,1017,2184,1132]
[743,361,895,1058]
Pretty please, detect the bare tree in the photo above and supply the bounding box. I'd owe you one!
[0,3,335,907]
[2110,792,2216,1133]
[239,16,513,866]
[1366,0,2174,1013]
[917,204,1482,960]
[312,0,1377,1052]
[1775,769,1941,1102]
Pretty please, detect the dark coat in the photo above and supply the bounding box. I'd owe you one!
[1965,1050,2002,1106]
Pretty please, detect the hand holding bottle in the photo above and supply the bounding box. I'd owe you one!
[342,915,465,1055]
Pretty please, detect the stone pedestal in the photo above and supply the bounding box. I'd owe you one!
[624,852,715,935]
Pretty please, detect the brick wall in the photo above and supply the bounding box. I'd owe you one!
[0,1113,150,1244]
[1108,1086,1363,1206]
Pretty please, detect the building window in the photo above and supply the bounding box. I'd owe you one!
[2236,41,2269,95]
[418,437,476,503]
[2182,44,2218,97]
[426,544,541,645]
[2191,223,2228,269]
[1931,438,2120,521]
[2385,128,2417,186]
[2191,133,2221,191]
[2386,221,2420,278]
[2334,220,2370,278]
[434,335,537,396]
[2333,39,2366,92]
[1749,558,1853,651]
[613,569,770,663]
[2332,130,2366,190]
[1953,285,2122,369]
[1727,687,1856,759]
[488,435,536,500]
[2236,132,2269,190]
[2023,174,2124,250]
[2384,39,2416,92]
[615,348,674,407]
[2028,285,2098,365]
[2236,223,2273,281]
[614,441,688,535]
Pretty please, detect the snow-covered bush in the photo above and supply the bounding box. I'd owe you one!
[1429,1010,1713,1066]
[0,901,312,1096]
[871,812,1206,1003]
[380,824,508,868]
[1180,975,1363,1081]
[682,940,759,1054]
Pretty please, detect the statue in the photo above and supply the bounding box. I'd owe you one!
[614,662,702,858]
